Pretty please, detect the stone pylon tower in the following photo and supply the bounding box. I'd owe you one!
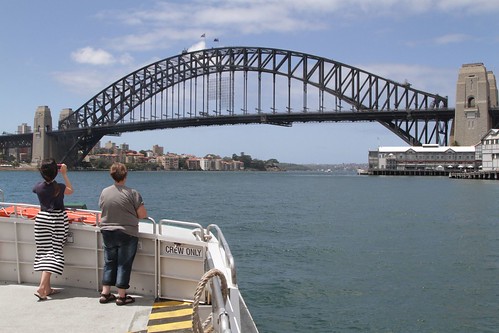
[453,63,498,146]
[31,106,53,165]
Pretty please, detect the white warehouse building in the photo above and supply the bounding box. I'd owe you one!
[480,129,499,171]
[369,144,477,173]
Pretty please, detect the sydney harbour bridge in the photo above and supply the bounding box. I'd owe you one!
[0,46,492,167]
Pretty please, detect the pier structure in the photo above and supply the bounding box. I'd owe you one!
[449,171,499,180]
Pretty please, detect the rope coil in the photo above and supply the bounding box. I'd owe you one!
[192,268,228,333]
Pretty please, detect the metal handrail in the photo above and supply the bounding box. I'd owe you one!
[0,201,102,224]
[143,216,156,234]
[206,224,237,285]
[158,219,205,239]
[0,202,40,218]
[206,252,232,333]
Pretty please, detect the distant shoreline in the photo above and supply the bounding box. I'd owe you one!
[0,163,368,172]
[0,167,36,171]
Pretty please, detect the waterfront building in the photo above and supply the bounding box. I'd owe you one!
[124,151,145,164]
[17,123,31,134]
[104,141,116,151]
[186,157,201,170]
[94,153,119,163]
[199,158,211,171]
[369,144,477,172]
[152,144,164,155]
[120,143,130,151]
[480,129,499,171]
[222,160,244,171]
[162,153,180,170]
[15,123,32,162]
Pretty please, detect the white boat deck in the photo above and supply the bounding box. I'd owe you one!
[0,283,155,333]
[0,202,258,333]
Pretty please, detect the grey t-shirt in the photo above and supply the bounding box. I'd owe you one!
[99,184,144,237]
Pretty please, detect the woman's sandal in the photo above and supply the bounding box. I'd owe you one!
[116,294,135,306]
[99,293,116,304]
[34,292,47,301]
[35,288,60,301]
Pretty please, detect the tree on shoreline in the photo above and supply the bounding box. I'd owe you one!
[231,152,279,171]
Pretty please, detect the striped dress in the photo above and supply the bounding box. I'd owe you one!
[33,210,69,275]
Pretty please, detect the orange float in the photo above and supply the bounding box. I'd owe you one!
[0,205,100,225]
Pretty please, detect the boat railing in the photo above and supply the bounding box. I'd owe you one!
[205,251,232,333]
[0,201,103,226]
[1,207,245,332]
[206,224,237,285]
[158,218,206,239]
[0,202,41,219]
[0,189,4,202]
[141,216,157,234]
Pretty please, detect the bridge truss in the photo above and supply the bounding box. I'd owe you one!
[53,47,449,165]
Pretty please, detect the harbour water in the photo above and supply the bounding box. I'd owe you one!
[2,170,499,332]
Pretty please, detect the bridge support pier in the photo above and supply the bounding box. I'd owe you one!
[31,106,53,166]
[31,106,77,166]
[453,63,498,146]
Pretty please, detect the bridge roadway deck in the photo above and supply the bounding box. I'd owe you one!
[0,282,155,333]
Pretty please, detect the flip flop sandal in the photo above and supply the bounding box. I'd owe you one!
[34,292,47,301]
[116,295,135,306]
[99,293,116,304]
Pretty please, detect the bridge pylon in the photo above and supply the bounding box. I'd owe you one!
[453,63,498,146]
[31,106,78,166]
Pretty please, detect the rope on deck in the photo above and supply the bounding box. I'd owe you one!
[192,269,228,333]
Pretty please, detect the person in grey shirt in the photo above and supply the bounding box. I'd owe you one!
[98,162,147,305]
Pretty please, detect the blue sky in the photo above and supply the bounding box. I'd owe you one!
[2,0,499,164]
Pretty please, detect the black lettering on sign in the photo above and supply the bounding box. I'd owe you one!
[164,243,203,257]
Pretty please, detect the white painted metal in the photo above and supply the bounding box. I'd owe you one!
[0,200,259,333]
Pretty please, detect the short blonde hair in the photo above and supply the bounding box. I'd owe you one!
[110,162,127,182]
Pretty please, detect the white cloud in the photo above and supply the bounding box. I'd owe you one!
[92,0,499,53]
[58,0,498,100]
[70,47,134,66]
[53,66,135,96]
[71,47,116,65]
[188,40,206,52]
[435,0,499,13]
[434,33,471,45]
[117,53,134,66]
[53,70,110,95]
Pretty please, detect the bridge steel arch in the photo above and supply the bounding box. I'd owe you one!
[57,46,450,166]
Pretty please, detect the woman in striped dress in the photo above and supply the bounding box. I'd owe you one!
[32,158,74,300]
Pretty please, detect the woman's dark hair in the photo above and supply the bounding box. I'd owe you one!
[39,158,61,196]
[40,158,58,182]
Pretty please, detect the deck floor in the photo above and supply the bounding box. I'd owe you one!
[0,282,155,333]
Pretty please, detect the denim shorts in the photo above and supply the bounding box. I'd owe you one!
[101,230,138,289]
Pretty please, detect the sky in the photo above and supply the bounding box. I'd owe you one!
[2,0,499,164]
